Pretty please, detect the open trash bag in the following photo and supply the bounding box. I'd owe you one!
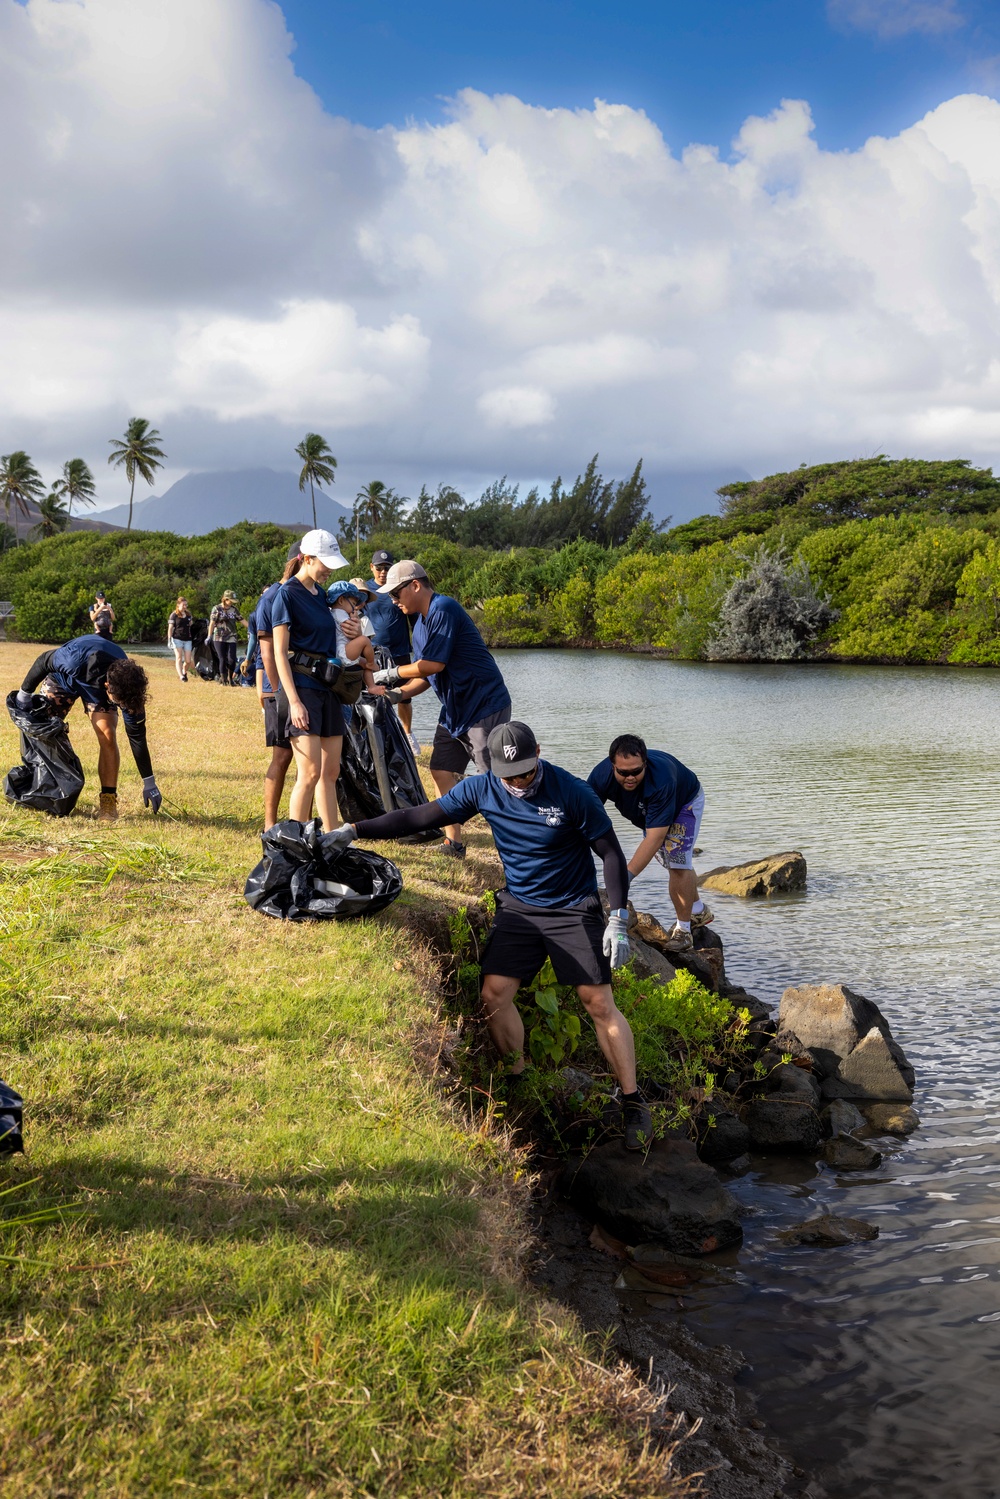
[338,696,438,841]
[0,1079,24,1155]
[4,690,85,817]
[245,817,403,920]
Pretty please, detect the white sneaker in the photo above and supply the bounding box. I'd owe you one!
[407,732,422,754]
[664,923,694,952]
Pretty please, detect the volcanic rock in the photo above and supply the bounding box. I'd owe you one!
[698,852,806,898]
[822,1134,883,1170]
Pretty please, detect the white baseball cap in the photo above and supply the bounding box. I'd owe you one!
[298,529,349,569]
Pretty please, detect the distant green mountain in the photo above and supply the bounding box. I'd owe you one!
[95,468,350,534]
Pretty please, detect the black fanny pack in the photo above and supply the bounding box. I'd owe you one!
[289,651,366,705]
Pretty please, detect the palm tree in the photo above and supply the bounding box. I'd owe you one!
[295,433,337,530]
[354,480,390,563]
[107,418,166,531]
[54,457,97,520]
[30,493,71,540]
[0,451,45,546]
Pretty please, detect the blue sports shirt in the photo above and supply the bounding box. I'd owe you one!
[363,582,411,659]
[269,577,339,692]
[49,636,128,709]
[436,761,613,907]
[411,593,510,737]
[249,580,281,690]
[587,749,701,834]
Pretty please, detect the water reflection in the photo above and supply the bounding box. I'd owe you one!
[411,653,1000,1499]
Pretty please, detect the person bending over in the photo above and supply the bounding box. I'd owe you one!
[371,560,511,860]
[327,719,654,1152]
[588,732,710,952]
[18,636,161,822]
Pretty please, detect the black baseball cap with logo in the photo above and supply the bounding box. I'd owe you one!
[487,720,539,778]
[371,550,394,568]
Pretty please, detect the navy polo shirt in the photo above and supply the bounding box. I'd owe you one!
[50,636,128,709]
[270,577,339,692]
[412,593,510,737]
[436,761,613,907]
[587,749,701,834]
[364,582,411,659]
[249,580,281,690]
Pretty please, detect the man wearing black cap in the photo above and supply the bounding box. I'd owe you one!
[365,550,417,748]
[325,720,653,1151]
[371,559,512,859]
[247,538,303,827]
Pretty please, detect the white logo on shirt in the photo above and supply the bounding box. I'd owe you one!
[537,805,564,827]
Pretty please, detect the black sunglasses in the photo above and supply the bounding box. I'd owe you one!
[613,762,646,780]
[389,580,415,600]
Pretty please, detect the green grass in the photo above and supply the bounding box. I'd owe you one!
[0,644,693,1498]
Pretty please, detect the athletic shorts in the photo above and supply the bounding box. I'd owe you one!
[653,787,705,872]
[262,694,291,750]
[276,684,346,740]
[480,891,611,988]
[428,705,512,776]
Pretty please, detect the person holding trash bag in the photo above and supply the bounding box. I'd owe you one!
[15,636,161,822]
[270,528,357,832]
[371,560,511,860]
[366,550,418,750]
[587,733,710,954]
[326,720,654,1152]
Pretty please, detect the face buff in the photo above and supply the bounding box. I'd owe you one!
[501,761,544,799]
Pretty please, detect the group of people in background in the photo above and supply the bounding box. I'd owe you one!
[9,526,710,1154]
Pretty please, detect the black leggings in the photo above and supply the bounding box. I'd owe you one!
[213,640,238,683]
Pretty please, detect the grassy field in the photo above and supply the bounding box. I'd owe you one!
[0,643,693,1499]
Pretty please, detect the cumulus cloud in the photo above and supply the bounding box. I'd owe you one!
[827,0,965,38]
[2,0,1000,519]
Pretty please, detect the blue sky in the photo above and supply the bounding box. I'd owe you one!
[278,0,1000,150]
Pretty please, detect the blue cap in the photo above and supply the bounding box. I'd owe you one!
[327,580,365,605]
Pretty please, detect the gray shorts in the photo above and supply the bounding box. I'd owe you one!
[429,705,512,775]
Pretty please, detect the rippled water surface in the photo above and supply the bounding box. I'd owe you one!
[412,653,1000,1498]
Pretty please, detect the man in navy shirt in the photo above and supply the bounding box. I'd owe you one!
[17,636,161,822]
[327,720,654,1151]
[246,538,301,827]
[365,550,417,751]
[588,733,710,953]
[371,560,512,860]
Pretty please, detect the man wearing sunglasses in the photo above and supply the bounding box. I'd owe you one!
[587,733,711,953]
[324,720,653,1151]
[371,559,511,859]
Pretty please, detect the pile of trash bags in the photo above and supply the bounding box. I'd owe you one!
[245,817,403,920]
[0,1079,24,1155]
[4,690,85,817]
[338,695,438,840]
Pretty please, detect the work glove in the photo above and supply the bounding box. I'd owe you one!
[372,666,404,689]
[325,823,356,851]
[142,776,162,814]
[383,688,405,704]
[602,911,631,972]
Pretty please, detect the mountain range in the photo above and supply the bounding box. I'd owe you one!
[94,468,350,535]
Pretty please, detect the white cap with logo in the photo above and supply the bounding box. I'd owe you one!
[298,529,349,570]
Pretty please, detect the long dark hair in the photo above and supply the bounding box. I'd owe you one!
[106,659,148,717]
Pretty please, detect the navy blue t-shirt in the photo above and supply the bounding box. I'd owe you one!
[587,749,700,834]
[364,583,411,659]
[412,594,510,737]
[50,636,128,709]
[270,577,339,692]
[249,580,281,690]
[436,761,613,907]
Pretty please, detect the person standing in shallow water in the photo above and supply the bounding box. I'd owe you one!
[587,732,712,953]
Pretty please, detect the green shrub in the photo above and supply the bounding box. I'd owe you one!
[478,594,546,646]
[950,539,1000,664]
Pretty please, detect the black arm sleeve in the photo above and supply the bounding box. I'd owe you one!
[20,650,57,694]
[591,830,629,911]
[354,801,450,840]
[122,711,153,779]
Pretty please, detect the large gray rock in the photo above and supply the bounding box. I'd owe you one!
[765,1061,822,1106]
[698,852,806,897]
[778,1215,878,1247]
[626,907,725,992]
[627,934,679,986]
[778,983,915,1101]
[822,1099,867,1137]
[696,1104,751,1164]
[822,1135,883,1170]
[561,1138,743,1254]
[744,1096,824,1151]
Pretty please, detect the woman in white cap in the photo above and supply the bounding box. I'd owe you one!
[270,529,352,831]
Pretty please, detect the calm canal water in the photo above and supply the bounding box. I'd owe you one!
[411,651,1000,1499]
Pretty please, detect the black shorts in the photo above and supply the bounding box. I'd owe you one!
[428,706,512,776]
[480,891,612,988]
[277,684,346,740]
[262,695,291,750]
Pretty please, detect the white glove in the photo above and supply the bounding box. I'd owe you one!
[372,667,403,689]
[602,911,631,971]
[325,823,356,851]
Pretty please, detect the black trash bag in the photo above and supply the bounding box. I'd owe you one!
[245,817,403,920]
[0,1079,24,1155]
[337,696,438,841]
[4,691,85,817]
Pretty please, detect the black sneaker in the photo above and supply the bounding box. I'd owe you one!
[438,838,467,860]
[622,1093,653,1153]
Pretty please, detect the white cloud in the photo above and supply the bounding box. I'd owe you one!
[827,0,965,38]
[1,0,1000,519]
